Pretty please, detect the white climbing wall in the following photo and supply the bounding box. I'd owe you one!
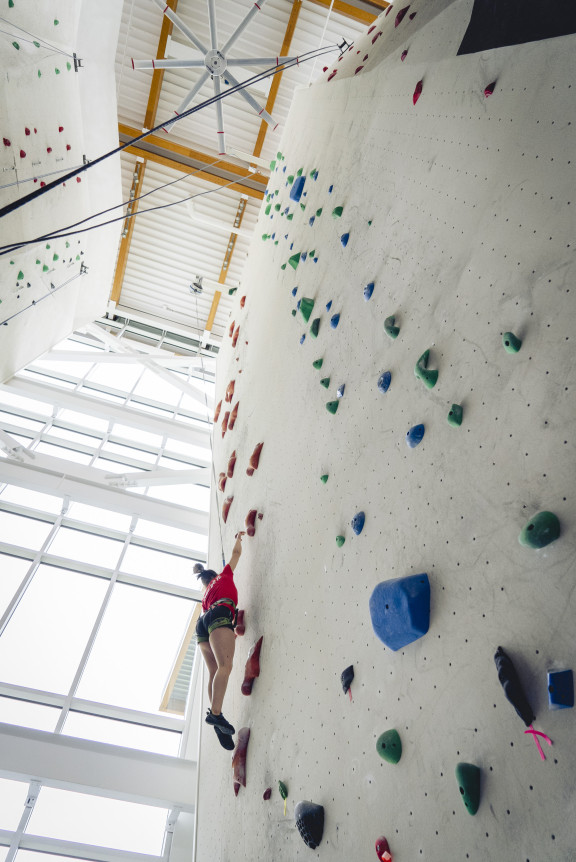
[198,1,576,859]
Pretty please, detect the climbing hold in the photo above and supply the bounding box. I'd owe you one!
[228,401,239,430]
[240,295,246,308]
[332,206,344,218]
[414,349,438,388]
[222,496,233,524]
[337,384,345,398]
[409,11,417,19]
[246,509,258,537]
[288,252,301,270]
[235,609,245,636]
[364,282,374,301]
[355,66,364,75]
[455,763,481,815]
[19,149,26,158]
[325,300,332,312]
[376,729,402,764]
[310,318,320,338]
[519,511,560,549]
[17,270,24,280]
[232,727,250,791]
[320,378,330,388]
[484,81,496,97]
[494,646,535,726]
[375,836,393,861]
[413,79,423,104]
[309,216,315,226]
[218,472,227,492]
[278,780,288,815]
[295,801,324,850]
[225,380,235,403]
[370,573,431,651]
[502,331,522,353]
[290,175,306,202]
[378,371,392,393]
[447,404,463,427]
[312,358,323,369]
[320,474,329,483]
[328,312,340,331]
[227,450,237,478]
[263,787,272,800]
[301,252,307,262]
[221,411,230,437]
[246,442,264,476]
[300,297,315,322]
[401,49,408,61]
[340,232,349,247]
[229,320,235,337]
[406,424,425,448]
[232,326,240,348]
[291,310,297,317]
[316,208,323,217]
[274,203,281,211]
[351,511,365,535]
[548,669,574,709]
[241,635,263,695]
[341,665,354,695]
[336,535,345,547]
[326,400,339,414]
[328,186,333,194]
[395,5,410,27]
[384,315,400,339]
[300,334,306,345]
[327,69,337,81]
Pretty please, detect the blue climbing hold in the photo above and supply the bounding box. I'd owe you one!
[369,573,431,651]
[351,511,365,535]
[290,243,294,250]
[548,669,574,709]
[314,258,318,263]
[378,371,391,393]
[292,287,298,296]
[309,217,315,226]
[271,232,275,239]
[301,252,307,261]
[328,185,333,193]
[341,233,349,247]
[296,299,301,310]
[290,175,306,202]
[337,384,345,398]
[364,282,374,301]
[330,314,340,329]
[300,334,306,344]
[326,300,332,312]
[406,424,425,448]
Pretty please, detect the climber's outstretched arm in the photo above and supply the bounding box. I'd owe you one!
[229,531,245,572]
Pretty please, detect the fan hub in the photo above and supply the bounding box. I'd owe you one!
[205,49,227,75]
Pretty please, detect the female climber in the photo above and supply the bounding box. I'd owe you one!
[193,531,244,750]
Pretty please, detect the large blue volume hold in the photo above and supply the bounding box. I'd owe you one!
[290,175,306,202]
[548,669,574,709]
[369,573,430,651]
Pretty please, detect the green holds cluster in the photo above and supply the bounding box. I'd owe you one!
[332,206,344,218]
[312,358,323,369]
[376,729,402,764]
[455,763,481,815]
[326,400,339,414]
[320,377,330,388]
[384,315,400,339]
[519,511,560,549]
[447,403,463,427]
[502,331,522,353]
[414,349,438,389]
[300,297,315,323]
[310,318,320,338]
[335,535,345,547]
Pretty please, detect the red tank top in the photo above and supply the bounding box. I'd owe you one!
[202,564,238,612]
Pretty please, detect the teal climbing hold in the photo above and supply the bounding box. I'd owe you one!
[336,535,345,546]
[320,377,330,388]
[12,41,20,50]
[503,331,522,353]
[288,253,301,270]
[384,315,400,339]
[519,511,560,549]
[269,160,276,171]
[281,263,286,270]
[312,358,323,369]
[326,400,339,414]
[376,729,402,764]
[300,297,315,323]
[414,349,438,389]
[320,474,329,484]
[310,318,320,338]
[332,206,344,218]
[447,404,463,427]
[455,763,481,815]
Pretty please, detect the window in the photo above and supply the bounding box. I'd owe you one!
[62,712,181,756]
[0,777,30,830]
[120,545,196,589]
[0,555,32,617]
[48,529,123,569]
[0,512,54,550]
[0,697,59,733]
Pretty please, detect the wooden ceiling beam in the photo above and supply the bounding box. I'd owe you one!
[110,159,146,304]
[144,0,178,131]
[306,0,388,25]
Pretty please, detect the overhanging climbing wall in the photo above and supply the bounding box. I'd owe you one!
[198,1,576,859]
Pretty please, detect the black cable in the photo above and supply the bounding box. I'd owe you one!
[0,17,75,57]
[0,43,342,222]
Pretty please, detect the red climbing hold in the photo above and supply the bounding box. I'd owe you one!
[66,144,71,150]
[76,177,81,182]
[236,609,245,636]
[225,379,235,403]
[375,836,392,861]
[240,295,246,308]
[229,320,235,337]
[25,127,30,135]
[214,400,222,422]
[221,411,230,437]
[245,509,258,536]
[232,727,250,790]
[401,49,408,61]
[484,81,496,97]
[228,401,239,430]
[413,79,423,104]
[371,30,383,44]
[322,66,328,72]
[354,66,364,75]
[19,149,26,158]
[3,138,10,146]
[385,4,393,15]
[227,450,237,478]
[233,782,240,796]
[263,787,272,800]
[368,24,376,33]
[222,496,233,523]
[218,472,227,492]
[395,5,410,27]
[363,53,369,61]
[40,181,46,187]
[409,11,417,18]
[246,442,264,476]
[46,147,52,153]
[327,69,337,81]
[232,325,240,348]
[58,125,64,132]
[241,636,263,695]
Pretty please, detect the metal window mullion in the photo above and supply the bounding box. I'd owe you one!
[0,500,58,524]
[53,519,137,734]
[12,832,165,862]
[4,780,41,862]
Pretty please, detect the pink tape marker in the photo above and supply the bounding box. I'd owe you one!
[524,725,553,761]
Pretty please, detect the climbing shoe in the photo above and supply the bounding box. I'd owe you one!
[214,725,235,750]
[205,709,235,735]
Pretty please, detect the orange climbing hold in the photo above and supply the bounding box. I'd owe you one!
[225,380,235,403]
[241,636,263,695]
[228,401,239,430]
[214,400,222,423]
[222,496,233,523]
[227,450,237,478]
[246,442,264,476]
[229,320,235,337]
[221,411,230,437]
[240,295,246,308]
[218,472,227,492]
[232,326,240,348]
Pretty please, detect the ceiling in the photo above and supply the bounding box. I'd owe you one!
[108,0,387,350]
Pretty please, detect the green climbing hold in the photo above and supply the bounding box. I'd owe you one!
[335,535,345,547]
[65,241,70,248]
[287,175,294,184]
[376,729,402,764]
[296,168,303,176]
[320,377,330,388]
[265,204,271,215]
[300,203,306,211]
[281,263,286,270]
[384,315,400,339]
[52,253,59,261]
[320,474,328,484]
[42,265,49,272]
[66,61,71,71]
[12,41,20,50]
[287,213,294,221]
[17,271,24,280]
[228,287,237,295]
[9,0,14,7]
[519,511,560,549]
[291,309,296,316]
[75,254,80,261]
[316,208,323,217]
[447,404,463,427]
[36,259,41,265]
[33,41,40,48]
[9,260,14,265]
[414,349,438,389]
[310,318,320,338]
[300,297,315,322]
[46,244,50,249]
[38,70,42,77]
[312,358,323,369]
[309,249,315,257]
[455,763,481,815]
[54,18,59,24]
[269,160,276,171]
[326,400,339,414]
[274,203,281,211]
[288,253,301,270]
[503,331,522,353]
[332,206,344,218]
[368,219,373,226]
[55,67,60,74]
[276,151,282,159]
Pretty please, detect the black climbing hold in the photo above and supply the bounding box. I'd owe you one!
[351,511,365,535]
[519,511,560,549]
[294,800,324,850]
[384,315,400,339]
[376,728,402,764]
[341,665,354,694]
[378,371,391,393]
[406,424,425,448]
[503,331,522,353]
[494,645,535,726]
[364,282,374,301]
[310,318,320,338]
[455,762,481,815]
[291,309,296,317]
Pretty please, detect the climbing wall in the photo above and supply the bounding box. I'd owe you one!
[0,0,122,381]
[198,1,576,859]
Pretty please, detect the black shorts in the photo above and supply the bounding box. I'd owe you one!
[196,605,235,643]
